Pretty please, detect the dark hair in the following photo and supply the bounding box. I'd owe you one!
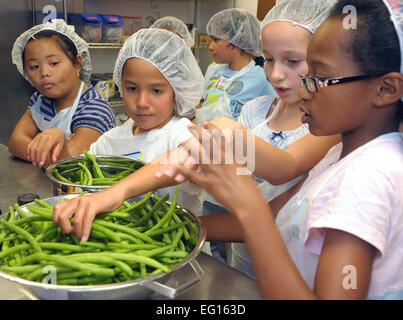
[22,30,79,73]
[328,0,402,119]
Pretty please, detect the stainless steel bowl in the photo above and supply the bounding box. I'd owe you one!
[0,194,206,300]
[45,155,145,196]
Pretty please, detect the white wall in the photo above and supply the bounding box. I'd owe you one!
[236,0,258,15]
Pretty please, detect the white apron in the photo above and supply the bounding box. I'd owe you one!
[30,81,85,139]
[196,60,256,125]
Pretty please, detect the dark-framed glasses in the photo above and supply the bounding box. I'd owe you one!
[298,72,385,93]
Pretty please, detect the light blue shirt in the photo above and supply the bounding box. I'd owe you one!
[203,63,276,120]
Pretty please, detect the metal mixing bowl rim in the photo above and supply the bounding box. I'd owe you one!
[45,154,145,189]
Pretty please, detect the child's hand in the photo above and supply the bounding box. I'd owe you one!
[27,128,66,167]
[154,135,202,183]
[53,190,123,242]
[174,122,262,214]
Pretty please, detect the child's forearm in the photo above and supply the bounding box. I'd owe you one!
[236,202,316,300]
[200,213,244,242]
[108,162,179,204]
[8,135,31,161]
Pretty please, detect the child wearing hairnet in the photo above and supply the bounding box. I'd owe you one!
[159,0,341,265]
[173,0,403,299]
[9,19,116,168]
[150,16,194,48]
[196,8,276,124]
[227,0,340,278]
[56,29,207,242]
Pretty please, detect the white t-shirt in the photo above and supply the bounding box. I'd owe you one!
[276,132,403,299]
[89,116,205,216]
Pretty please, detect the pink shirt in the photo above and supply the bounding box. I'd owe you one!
[276,132,403,299]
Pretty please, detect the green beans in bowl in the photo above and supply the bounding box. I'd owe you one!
[0,188,206,299]
[46,152,145,195]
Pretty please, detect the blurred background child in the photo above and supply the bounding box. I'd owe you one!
[196,8,276,124]
[203,0,339,265]
[9,19,115,168]
[150,16,194,48]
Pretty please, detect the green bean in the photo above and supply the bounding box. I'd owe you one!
[84,152,104,179]
[79,241,109,250]
[0,264,44,274]
[25,205,53,220]
[93,220,153,244]
[132,194,169,227]
[0,220,41,253]
[69,254,133,276]
[8,206,15,222]
[159,251,189,259]
[78,162,93,185]
[98,211,131,220]
[38,242,95,253]
[13,204,30,219]
[33,199,53,210]
[145,186,180,235]
[20,253,114,277]
[124,192,152,213]
[0,243,30,259]
[146,220,190,238]
[140,263,147,278]
[101,252,170,273]
[56,270,93,280]
[106,243,160,251]
[134,245,173,258]
[52,169,71,183]
[91,224,121,243]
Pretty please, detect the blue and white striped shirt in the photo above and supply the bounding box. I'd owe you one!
[28,86,116,134]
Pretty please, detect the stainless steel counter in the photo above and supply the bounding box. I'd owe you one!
[0,143,262,300]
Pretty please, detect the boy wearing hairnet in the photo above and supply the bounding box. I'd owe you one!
[9,19,116,168]
[150,16,194,48]
[196,8,276,124]
[88,28,206,217]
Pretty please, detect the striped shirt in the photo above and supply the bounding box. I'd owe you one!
[28,86,116,134]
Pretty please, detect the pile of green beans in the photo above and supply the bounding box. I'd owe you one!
[51,152,143,186]
[0,187,200,286]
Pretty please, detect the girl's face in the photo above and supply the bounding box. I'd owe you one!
[208,36,234,64]
[121,58,175,135]
[24,38,81,100]
[262,22,311,104]
[299,18,376,137]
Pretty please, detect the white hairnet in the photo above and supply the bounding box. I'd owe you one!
[262,0,338,34]
[11,19,91,85]
[382,0,403,76]
[113,28,204,119]
[150,16,194,48]
[206,8,262,56]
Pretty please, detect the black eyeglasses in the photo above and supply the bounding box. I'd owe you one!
[298,72,385,93]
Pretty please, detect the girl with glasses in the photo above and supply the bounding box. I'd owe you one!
[176,0,403,299]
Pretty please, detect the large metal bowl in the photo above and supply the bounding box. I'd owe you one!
[45,155,145,196]
[0,194,206,300]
